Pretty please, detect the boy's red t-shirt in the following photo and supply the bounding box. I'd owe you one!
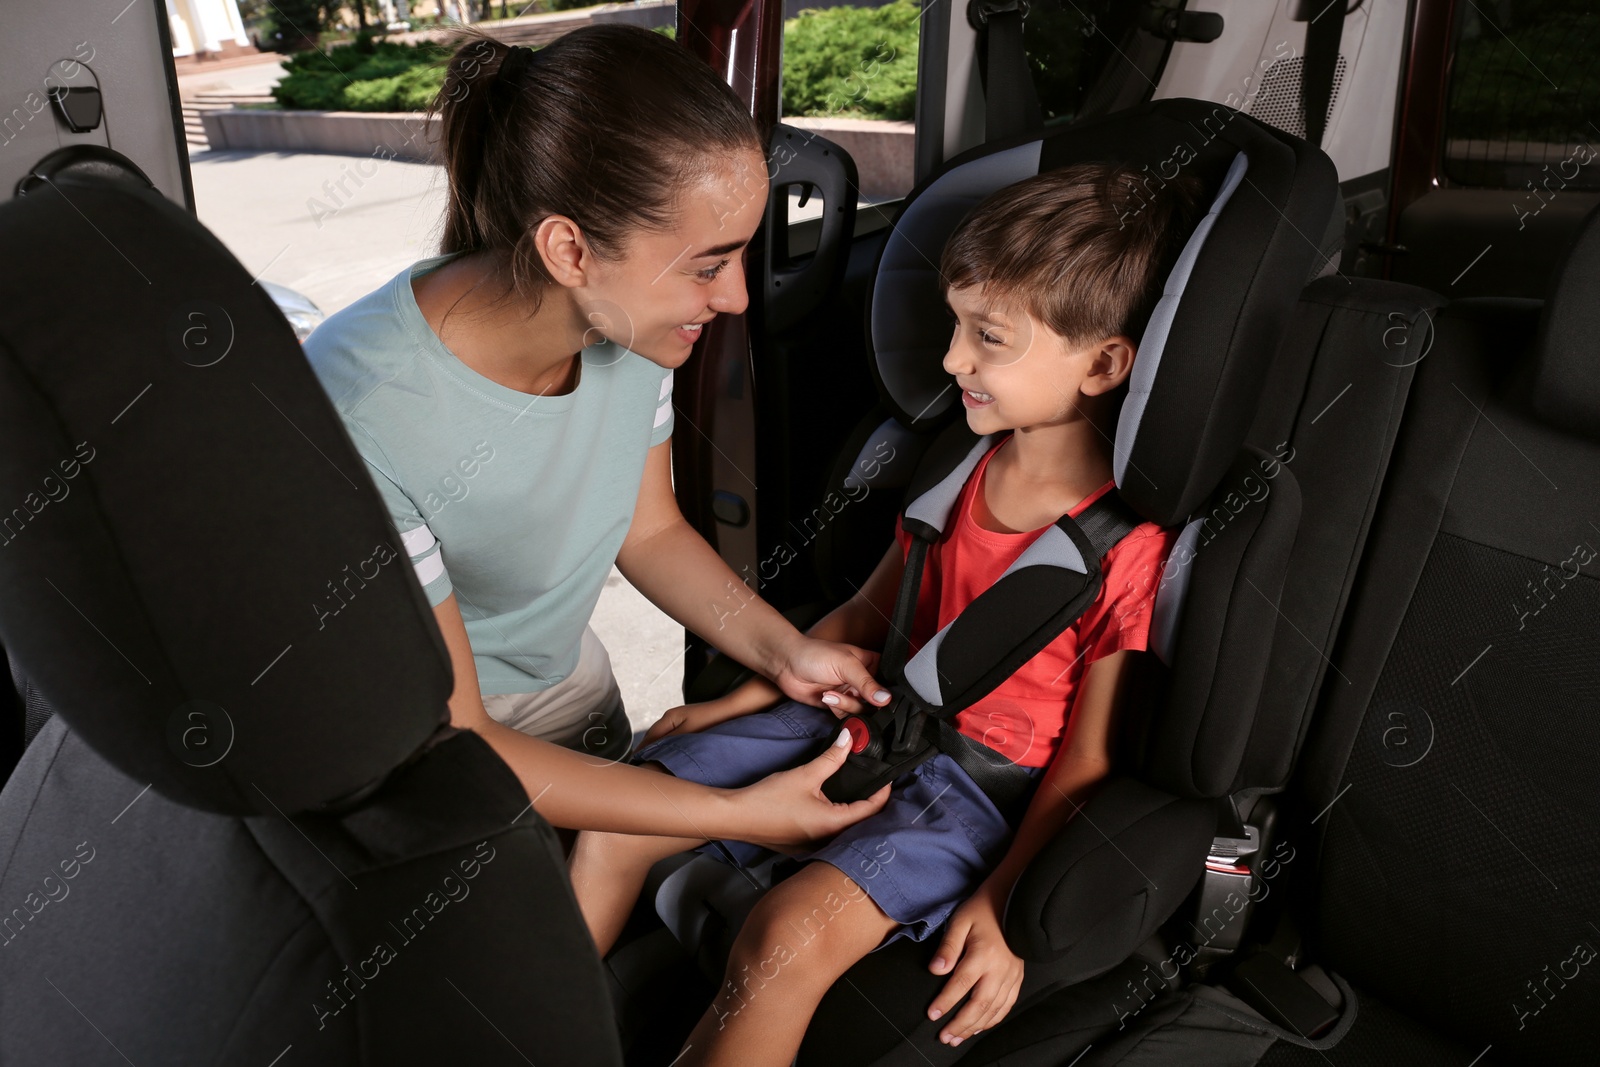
[892,437,1177,769]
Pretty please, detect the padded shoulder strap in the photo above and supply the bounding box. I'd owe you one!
[902,422,995,540]
[897,486,1151,716]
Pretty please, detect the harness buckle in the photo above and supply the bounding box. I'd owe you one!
[838,688,930,760]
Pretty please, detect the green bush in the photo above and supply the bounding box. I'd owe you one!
[782,0,919,120]
[269,12,919,120]
[271,38,452,111]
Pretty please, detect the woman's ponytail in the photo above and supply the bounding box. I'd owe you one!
[429,33,513,254]
[426,25,764,315]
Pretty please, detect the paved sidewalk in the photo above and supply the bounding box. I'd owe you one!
[176,51,288,101]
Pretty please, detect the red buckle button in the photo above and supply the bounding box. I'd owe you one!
[843,716,872,754]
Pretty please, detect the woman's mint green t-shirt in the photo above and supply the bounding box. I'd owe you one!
[303,252,674,696]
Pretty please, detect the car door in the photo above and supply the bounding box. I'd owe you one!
[0,0,191,209]
[1383,0,1599,299]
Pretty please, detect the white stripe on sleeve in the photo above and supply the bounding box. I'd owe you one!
[401,523,437,556]
[413,550,446,586]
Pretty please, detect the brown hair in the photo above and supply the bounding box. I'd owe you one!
[428,24,764,314]
[939,161,1205,346]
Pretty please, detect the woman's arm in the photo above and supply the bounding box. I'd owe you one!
[616,439,892,709]
[640,539,909,745]
[691,543,915,726]
[431,592,888,841]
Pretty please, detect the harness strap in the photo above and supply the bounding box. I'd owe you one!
[932,718,1039,824]
[916,488,1145,822]
[880,536,928,687]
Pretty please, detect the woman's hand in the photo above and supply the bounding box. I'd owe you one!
[724,728,891,852]
[769,632,892,715]
[925,886,1025,1047]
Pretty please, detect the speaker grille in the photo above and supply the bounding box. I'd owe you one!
[1247,54,1348,140]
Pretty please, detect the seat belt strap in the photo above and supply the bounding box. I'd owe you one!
[932,718,1039,825]
[1300,0,1346,147]
[1076,489,1144,561]
[974,0,1044,143]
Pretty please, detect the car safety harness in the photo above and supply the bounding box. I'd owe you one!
[822,426,1145,825]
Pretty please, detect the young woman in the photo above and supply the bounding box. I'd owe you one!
[303,25,892,848]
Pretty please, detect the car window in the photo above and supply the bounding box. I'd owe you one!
[780,0,920,205]
[1442,0,1599,189]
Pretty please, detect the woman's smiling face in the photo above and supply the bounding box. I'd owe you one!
[581,150,770,369]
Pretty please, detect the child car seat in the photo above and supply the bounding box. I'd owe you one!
[615,98,1347,1067]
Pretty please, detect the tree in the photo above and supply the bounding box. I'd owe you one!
[271,0,326,50]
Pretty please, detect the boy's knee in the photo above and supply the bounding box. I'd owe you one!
[728,886,856,989]
[726,903,816,993]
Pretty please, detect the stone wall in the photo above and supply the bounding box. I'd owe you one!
[200,107,916,198]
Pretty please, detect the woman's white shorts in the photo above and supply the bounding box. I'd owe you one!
[479,624,633,761]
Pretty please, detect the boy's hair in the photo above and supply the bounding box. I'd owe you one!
[939,161,1206,346]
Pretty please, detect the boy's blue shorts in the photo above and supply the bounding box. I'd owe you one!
[631,699,1044,949]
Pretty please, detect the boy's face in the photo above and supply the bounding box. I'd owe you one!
[941,284,1135,435]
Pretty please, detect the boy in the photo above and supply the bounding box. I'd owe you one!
[568,161,1202,1066]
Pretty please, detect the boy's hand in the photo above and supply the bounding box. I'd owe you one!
[770,633,891,715]
[926,887,1024,1047]
[641,702,725,747]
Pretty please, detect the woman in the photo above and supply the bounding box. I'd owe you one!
[303,25,892,848]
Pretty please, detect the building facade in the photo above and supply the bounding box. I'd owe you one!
[166,0,255,61]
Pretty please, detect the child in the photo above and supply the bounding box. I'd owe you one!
[568,161,1201,1066]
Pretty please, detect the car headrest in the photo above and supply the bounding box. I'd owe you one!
[0,167,453,816]
[14,144,158,198]
[1532,204,1600,440]
[867,98,1339,525]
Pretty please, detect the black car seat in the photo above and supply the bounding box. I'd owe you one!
[1019,212,1600,1067]
[0,153,623,1065]
[1122,208,1600,1065]
[607,98,1350,1066]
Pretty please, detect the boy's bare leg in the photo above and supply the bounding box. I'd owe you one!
[568,762,707,957]
[676,860,901,1067]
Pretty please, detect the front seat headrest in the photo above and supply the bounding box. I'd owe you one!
[0,166,453,816]
[867,98,1339,525]
[14,145,157,198]
[1532,203,1600,439]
